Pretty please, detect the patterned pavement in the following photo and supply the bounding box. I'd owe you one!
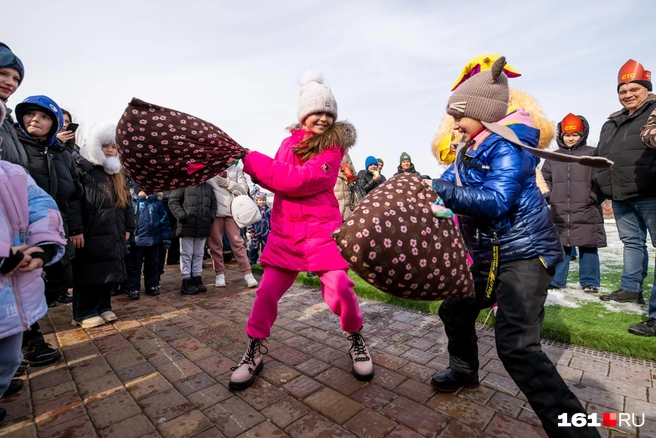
[1,262,655,438]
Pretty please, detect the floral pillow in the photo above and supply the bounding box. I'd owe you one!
[333,173,473,301]
[116,98,247,193]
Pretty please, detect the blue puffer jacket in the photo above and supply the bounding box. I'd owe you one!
[130,194,173,247]
[432,122,563,268]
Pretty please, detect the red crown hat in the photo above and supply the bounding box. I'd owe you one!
[561,113,584,134]
[618,59,651,86]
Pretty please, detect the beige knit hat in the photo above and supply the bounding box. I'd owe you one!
[297,70,338,123]
[446,56,509,123]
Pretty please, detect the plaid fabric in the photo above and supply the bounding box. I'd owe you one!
[333,173,474,301]
[117,98,247,193]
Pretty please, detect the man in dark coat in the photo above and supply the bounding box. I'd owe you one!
[592,59,656,336]
[168,183,217,294]
[543,114,607,293]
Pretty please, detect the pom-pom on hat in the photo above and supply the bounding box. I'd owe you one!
[446,56,510,123]
[560,113,584,135]
[297,70,338,123]
[617,59,652,92]
[365,156,378,168]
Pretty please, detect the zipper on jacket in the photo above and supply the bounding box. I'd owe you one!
[11,275,30,330]
[4,182,26,243]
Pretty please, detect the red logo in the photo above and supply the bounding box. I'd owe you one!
[602,413,617,427]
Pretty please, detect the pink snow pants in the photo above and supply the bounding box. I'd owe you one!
[246,267,363,339]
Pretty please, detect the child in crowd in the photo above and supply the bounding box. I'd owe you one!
[247,192,271,265]
[430,56,598,438]
[543,113,606,293]
[168,182,217,295]
[126,186,173,300]
[0,102,67,422]
[69,122,134,328]
[229,72,373,391]
[356,156,382,195]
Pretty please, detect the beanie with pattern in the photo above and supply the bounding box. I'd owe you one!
[446,56,509,123]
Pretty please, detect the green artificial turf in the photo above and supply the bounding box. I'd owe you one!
[251,264,656,360]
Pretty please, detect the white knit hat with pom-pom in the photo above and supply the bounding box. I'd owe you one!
[82,122,122,175]
[297,70,338,123]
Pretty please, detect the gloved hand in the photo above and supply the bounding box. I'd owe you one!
[215,176,230,188]
[162,240,172,250]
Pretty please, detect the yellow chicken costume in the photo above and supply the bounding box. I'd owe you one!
[432,54,555,193]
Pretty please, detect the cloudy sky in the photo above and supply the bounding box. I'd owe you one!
[4,0,654,178]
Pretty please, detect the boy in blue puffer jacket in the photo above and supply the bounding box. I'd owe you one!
[430,57,598,438]
[126,186,172,300]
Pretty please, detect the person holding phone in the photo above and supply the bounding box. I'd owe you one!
[57,108,80,155]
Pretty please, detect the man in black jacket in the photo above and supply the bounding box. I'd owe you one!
[593,59,656,336]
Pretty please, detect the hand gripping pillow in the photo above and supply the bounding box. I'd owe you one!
[333,173,474,301]
[116,98,247,193]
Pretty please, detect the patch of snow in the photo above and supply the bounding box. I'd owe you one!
[600,301,646,315]
[545,290,580,308]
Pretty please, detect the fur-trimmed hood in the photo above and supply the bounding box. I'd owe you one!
[286,120,357,162]
[81,122,122,175]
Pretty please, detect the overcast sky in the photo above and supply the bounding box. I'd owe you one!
[4,0,654,178]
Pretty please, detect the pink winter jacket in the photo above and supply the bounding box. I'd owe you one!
[243,124,356,272]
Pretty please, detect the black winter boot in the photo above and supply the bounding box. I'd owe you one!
[430,368,479,393]
[180,278,199,295]
[193,276,207,293]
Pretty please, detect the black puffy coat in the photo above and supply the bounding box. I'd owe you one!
[168,183,217,238]
[0,109,28,167]
[356,169,383,194]
[593,94,656,201]
[542,116,607,248]
[69,159,135,285]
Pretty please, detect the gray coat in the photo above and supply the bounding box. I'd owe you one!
[542,116,607,248]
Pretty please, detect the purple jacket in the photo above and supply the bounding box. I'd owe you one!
[0,160,66,339]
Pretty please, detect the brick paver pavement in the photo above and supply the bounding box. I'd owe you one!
[1,263,654,438]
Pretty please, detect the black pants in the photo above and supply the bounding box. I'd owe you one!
[127,245,160,291]
[438,258,599,438]
[72,283,114,322]
[44,260,73,306]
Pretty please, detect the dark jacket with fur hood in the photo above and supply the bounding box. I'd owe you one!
[242,121,357,272]
[542,116,607,248]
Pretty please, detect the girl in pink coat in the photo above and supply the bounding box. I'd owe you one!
[229,72,374,391]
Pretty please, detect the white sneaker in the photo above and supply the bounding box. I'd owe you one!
[72,316,106,329]
[244,273,258,288]
[99,311,118,322]
[215,274,226,287]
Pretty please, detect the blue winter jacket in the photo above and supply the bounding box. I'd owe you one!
[432,123,563,268]
[130,194,173,247]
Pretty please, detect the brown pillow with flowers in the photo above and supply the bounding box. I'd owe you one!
[333,173,473,301]
[116,98,247,193]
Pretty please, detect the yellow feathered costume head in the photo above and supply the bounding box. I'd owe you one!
[433,54,555,165]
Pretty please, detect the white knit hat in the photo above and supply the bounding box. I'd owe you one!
[82,122,122,175]
[297,70,338,123]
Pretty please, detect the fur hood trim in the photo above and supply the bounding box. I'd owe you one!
[82,122,122,175]
[287,120,357,162]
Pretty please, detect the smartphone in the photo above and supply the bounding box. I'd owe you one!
[66,123,79,133]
